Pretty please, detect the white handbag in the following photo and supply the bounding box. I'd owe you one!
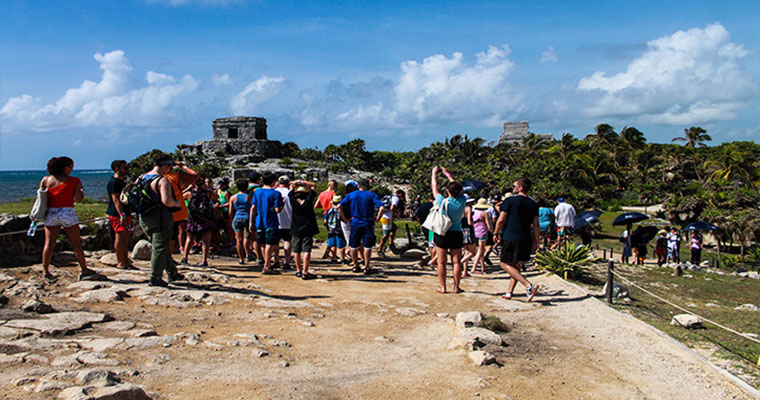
[30,187,49,222]
[423,198,452,236]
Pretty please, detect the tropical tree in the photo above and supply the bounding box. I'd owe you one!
[619,126,647,150]
[672,126,712,148]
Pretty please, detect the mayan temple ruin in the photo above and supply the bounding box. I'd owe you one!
[498,121,552,145]
[182,116,282,161]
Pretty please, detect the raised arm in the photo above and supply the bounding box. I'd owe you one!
[431,166,440,198]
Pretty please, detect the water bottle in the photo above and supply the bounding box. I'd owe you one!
[27,221,38,237]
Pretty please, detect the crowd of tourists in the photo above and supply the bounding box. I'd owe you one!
[36,153,602,302]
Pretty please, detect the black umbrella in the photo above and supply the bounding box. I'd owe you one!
[612,212,649,226]
[683,221,719,231]
[631,226,658,246]
[461,179,487,192]
[573,210,603,230]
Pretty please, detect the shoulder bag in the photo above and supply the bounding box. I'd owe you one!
[422,197,452,236]
[30,178,49,222]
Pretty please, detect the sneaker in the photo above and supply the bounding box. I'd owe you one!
[238,260,245,265]
[149,278,168,287]
[179,258,189,265]
[257,259,265,266]
[526,284,539,302]
[377,251,386,258]
[484,258,493,266]
[198,261,209,267]
[501,292,512,300]
[168,273,185,283]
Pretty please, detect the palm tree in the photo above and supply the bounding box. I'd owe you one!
[620,126,647,150]
[592,123,619,149]
[672,126,712,148]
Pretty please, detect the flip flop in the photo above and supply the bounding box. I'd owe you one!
[351,267,362,273]
[435,288,446,294]
[454,288,465,294]
[261,269,280,275]
[301,273,316,280]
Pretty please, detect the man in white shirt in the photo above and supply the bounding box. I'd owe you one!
[275,176,293,269]
[551,197,576,249]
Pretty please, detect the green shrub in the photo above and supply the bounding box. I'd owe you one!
[480,314,509,332]
[536,241,597,279]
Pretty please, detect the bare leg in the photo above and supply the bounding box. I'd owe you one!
[303,252,311,275]
[201,231,212,264]
[42,226,62,275]
[294,251,302,273]
[281,240,292,266]
[451,248,463,293]
[435,246,448,293]
[363,248,372,270]
[499,262,531,288]
[63,225,89,273]
[235,231,246,261]
[472,241,486,273]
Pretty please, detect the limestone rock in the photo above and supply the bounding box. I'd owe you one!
[98,253,119,267]
[4,311,112,335]
[456,312,482,328]
[395,307,426,317]
[76,351,120,366]
[14,377,37,386]
[671,314,702,329]
[76,288,128,303]
[469,350,496,366]
[700,260,711,268]
[21,299,55,314]
[735,304,758,311]
[458,327,502,346]
[59,383,152,400]
[68,281,112,291]
[57,386,89,400]
[131,240,152,261]
[705,303,721,308]
[0,326,25,338]
[34,379,69,392]
[128,328,158,338]
[602,281,629,299]
[100,321,136,331]
[76,368,121,387]
[401,249,427,260]
[81,338,125,352]
[120,336,176,351]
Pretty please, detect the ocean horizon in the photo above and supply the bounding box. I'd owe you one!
[0,169,113,204]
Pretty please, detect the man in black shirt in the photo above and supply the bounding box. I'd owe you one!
[493,177,540,301]
[106,160,136,270]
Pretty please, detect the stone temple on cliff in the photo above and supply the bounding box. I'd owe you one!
[498,121,552,145]
[182,117,282,161]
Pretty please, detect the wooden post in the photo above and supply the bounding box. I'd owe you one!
[603,249,607,260]
[610,248,614,260]
[406,223,412,245]
[606,260,614,304]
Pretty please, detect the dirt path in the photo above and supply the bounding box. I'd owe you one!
[0,248,754,399]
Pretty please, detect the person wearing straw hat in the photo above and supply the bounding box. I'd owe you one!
[470,198,494,274]
[655,229,668,266]
[323,194,348,264]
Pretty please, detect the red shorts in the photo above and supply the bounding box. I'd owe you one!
[109,215,132,233]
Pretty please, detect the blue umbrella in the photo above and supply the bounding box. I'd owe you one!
[573,210,603,230]
[612,212,649,226]
[461,179,487,192]
[684,221,719,231]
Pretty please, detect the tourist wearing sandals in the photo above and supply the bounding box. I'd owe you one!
[431,166,466,294]
[288,181,318,279]
[40,156,105,281]
[249,172,283,274]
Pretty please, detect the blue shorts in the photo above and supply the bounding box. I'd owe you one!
[349,224,376,250]
[327,234,346,249]
[232,217,249,233]
[256,227,279,245]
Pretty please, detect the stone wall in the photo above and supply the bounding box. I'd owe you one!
[213,117,268,140]
[498,121,553,145]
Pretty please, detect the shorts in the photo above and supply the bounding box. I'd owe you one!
[349,224,376,250]
[381,220,397,236]
[462,226,475,245]
[108,215,132,233]
[279,229,292,241]
[291,235,314,253]
[256,228,280,245]
[539,224,551,234]
[341,221,351,245]
[667,247,677,258]
[45,207,79,228]
[486,232,495,246]
[557,226,573,236]
[623,245,633,258]
[327,234,346,249]
[475,231,488,242]
[434,229,464,250]
[656,247,667,256]
[232,217,249,233]
[500,240,532,264]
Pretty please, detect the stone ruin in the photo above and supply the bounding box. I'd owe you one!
[182,117,282,162]
[498,121,552,145]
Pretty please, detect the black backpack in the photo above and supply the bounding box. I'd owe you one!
[188,189,215,223]
[120,176,161,215]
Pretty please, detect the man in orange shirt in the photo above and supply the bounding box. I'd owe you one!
[164,161,199,264]
[314,179,336,259]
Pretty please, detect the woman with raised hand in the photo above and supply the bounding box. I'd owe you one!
[431,166,467,294]
[40,156,104,281]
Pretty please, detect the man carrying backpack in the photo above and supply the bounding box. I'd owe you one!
[376,189,404,257]
[137,155,184,287]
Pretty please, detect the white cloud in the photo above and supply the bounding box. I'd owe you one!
[211,73,232,86]
[229,76,286,115]
[0,50,198,133]
[394,45,520,124]
[540,46,558,63]
[577,23,754,125]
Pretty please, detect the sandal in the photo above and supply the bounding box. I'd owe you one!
[43,272,56,280]
[351,266,362,273]
[301,273,315,280]
[295,271,302,278]
[262,269,280,275]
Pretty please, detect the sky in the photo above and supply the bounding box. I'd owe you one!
[1,0,758,170]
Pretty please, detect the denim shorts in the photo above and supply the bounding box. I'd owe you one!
[232,217,249,232]
[256,227,280,245]
[349,224,376,250]
[327,234,346,249]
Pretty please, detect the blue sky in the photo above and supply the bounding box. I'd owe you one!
[1,0,758,170]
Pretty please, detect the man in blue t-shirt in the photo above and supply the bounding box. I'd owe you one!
[493,177,540,302]
[339,179,383,274]
[249,172,283,274]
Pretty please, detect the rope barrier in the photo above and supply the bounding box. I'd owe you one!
[0,217,110,238]
[610,269,760,346]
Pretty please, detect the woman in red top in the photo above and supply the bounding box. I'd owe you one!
[40,157,102,280]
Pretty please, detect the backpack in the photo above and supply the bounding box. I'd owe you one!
[120,176,161,215]
[325,208,341,235]
[188,189,215,223]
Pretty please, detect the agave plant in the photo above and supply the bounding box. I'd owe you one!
[535,242,598,279]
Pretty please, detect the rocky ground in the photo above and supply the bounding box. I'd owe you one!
[0,247,755,400]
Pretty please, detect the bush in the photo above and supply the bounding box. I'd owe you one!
[480,314,509,332]
[536,242,597,279]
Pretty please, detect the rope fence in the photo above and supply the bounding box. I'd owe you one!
[0,217,109,238]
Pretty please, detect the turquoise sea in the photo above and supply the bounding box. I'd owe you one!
[0,170,113,204]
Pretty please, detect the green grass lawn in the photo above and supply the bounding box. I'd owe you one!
[0,198,108,223]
